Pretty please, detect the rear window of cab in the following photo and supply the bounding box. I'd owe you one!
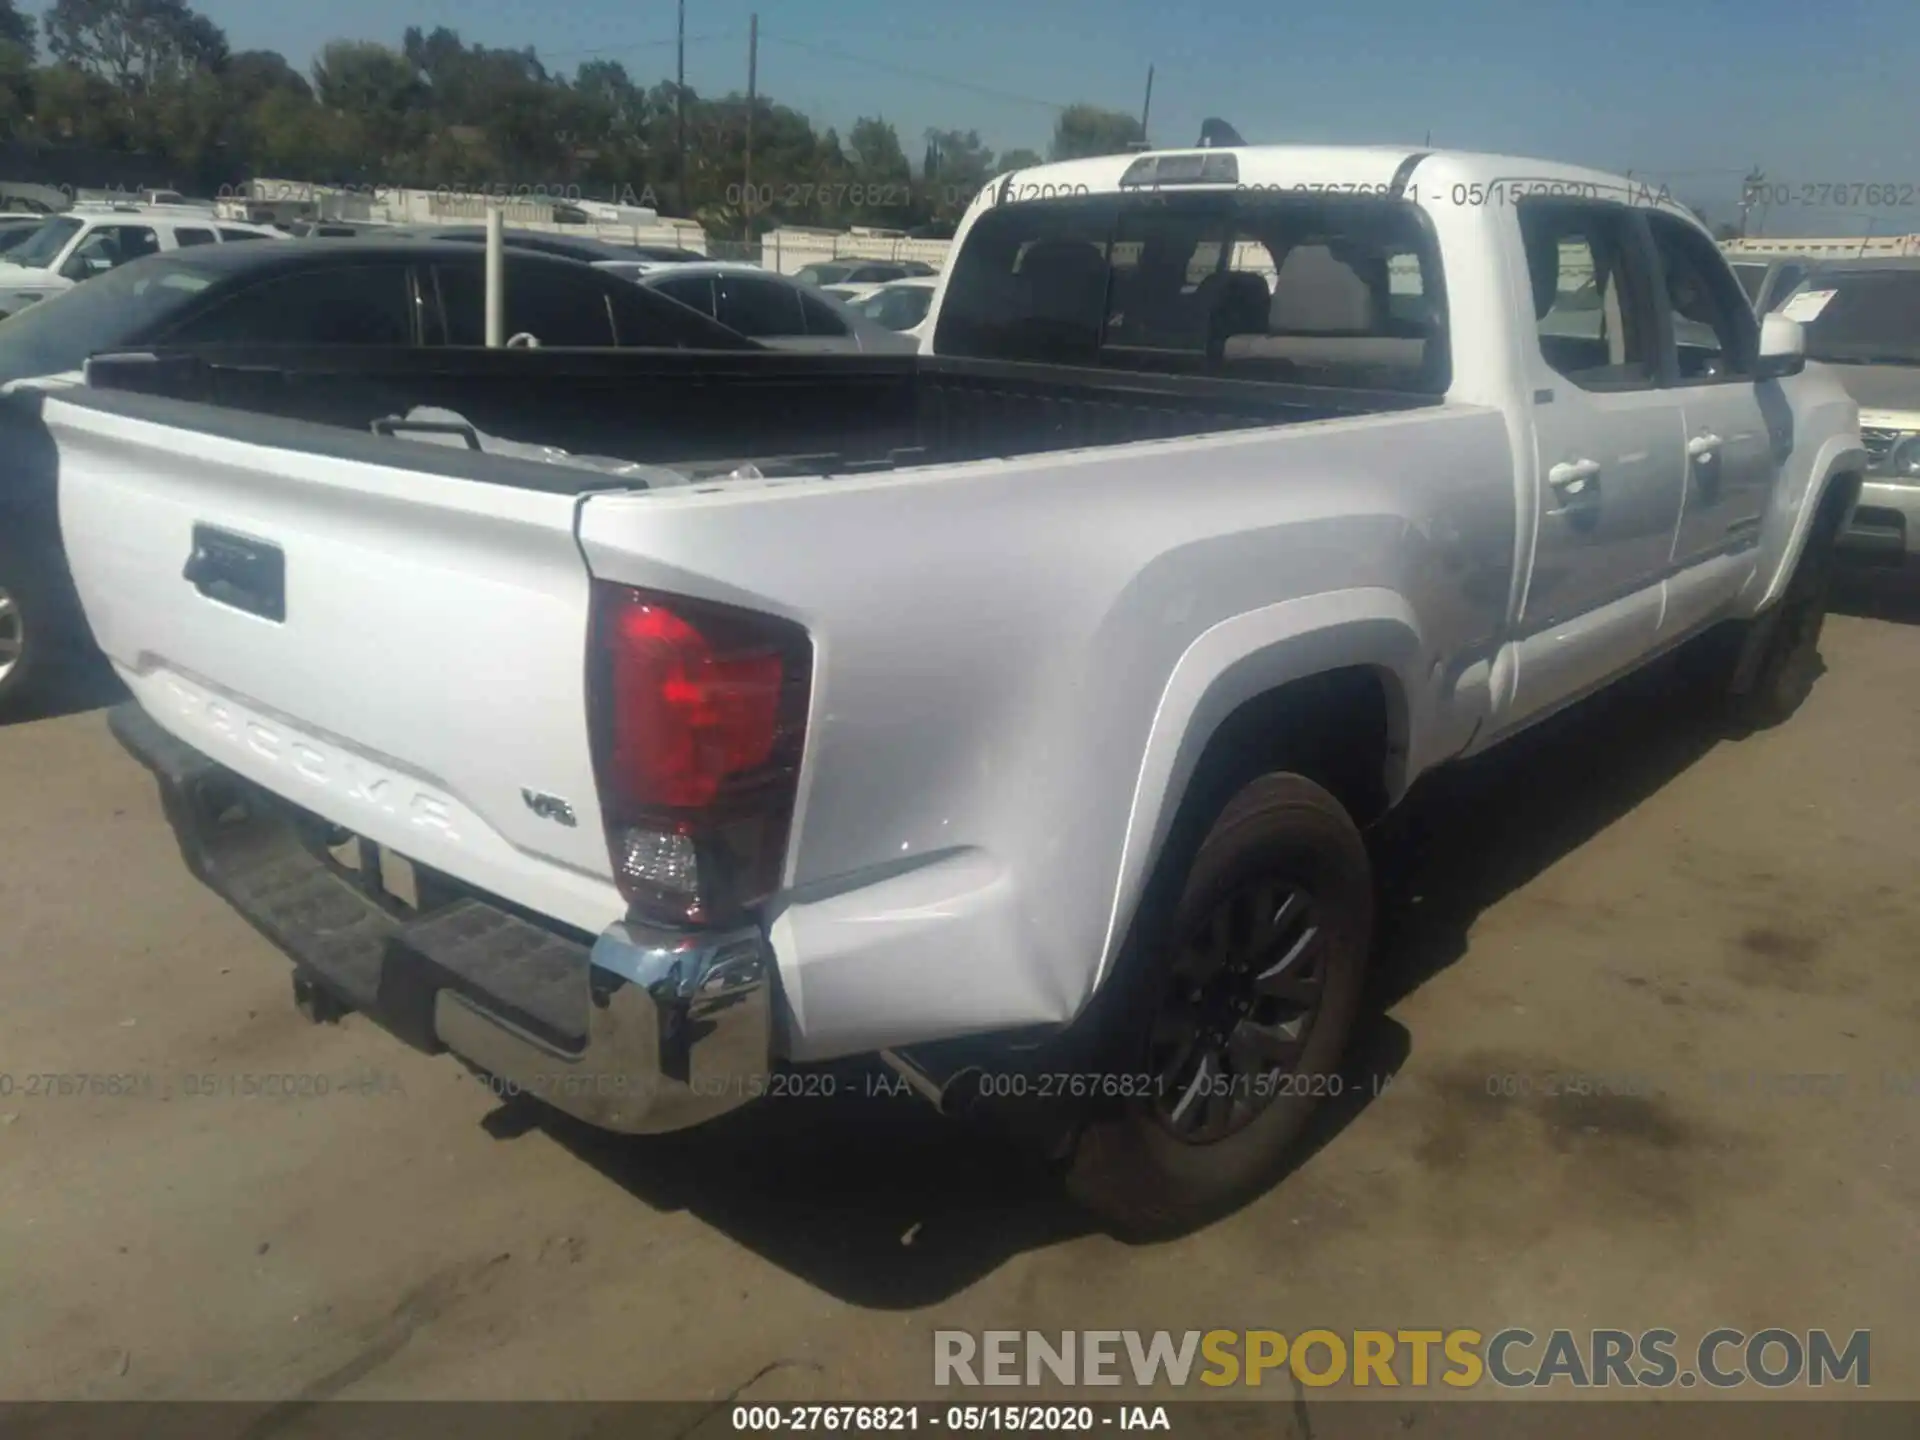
[934,191,1448,393]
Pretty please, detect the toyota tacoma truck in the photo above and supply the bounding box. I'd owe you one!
[43,146,1865,1234]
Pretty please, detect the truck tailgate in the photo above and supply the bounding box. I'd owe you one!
[46,392,624,935]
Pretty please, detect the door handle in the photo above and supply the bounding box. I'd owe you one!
[1687,433,1723,459]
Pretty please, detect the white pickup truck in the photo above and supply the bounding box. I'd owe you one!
[45,145,1864,1234]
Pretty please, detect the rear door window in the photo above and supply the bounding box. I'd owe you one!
[648,274,718,317]
[435,261,616,346]
[165,263,418,344]
[713,274,809,337]
[173,227,217,247]
[435,262,755,348]
[607,281,758,347]
[62,224,161,279]
[503,262,619,345]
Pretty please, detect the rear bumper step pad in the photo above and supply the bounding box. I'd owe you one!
[109,700,773,1134]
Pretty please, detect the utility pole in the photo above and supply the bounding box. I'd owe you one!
[676,0,687,216]
[744,14,758,238]
[1139,65,1154,144]
[1738,165,1765,238]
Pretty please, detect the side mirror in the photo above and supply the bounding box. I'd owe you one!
[59,253,92,281]
[1756,313,1805,380]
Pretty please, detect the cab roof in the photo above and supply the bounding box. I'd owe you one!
[981,144,1693,223]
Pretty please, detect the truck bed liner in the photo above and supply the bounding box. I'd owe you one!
[74,346,1443,485]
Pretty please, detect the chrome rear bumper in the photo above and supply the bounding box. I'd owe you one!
[109,700,773,1135]
[431,921,773,1133]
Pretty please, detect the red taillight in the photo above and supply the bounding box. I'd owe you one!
[589,584,811,928]
[606,601,783,809]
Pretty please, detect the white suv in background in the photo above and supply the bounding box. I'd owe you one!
[845,277,939,342]
[0,206,283,318]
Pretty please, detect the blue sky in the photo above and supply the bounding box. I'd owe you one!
[191,0,1920,236]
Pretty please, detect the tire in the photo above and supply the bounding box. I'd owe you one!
[1064,772,1373,1237]
[1728,515,1837,730]
[0,570,40,712]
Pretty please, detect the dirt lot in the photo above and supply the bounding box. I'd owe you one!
[1,578,1917,1413]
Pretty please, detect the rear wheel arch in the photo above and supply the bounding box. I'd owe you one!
[1099,627,1416,1000]
[1174,665,1405,837]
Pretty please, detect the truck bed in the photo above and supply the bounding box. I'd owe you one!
[77,345,1444,485]
[48,338,1517,1059]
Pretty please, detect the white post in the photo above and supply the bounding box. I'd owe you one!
[484,205,505,347]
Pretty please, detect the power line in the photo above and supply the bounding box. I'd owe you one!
[759,34,1072,112]
[539,33,736,63]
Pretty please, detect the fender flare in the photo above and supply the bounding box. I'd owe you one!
[1751,436,1868,613]
[1091,587,1424,991]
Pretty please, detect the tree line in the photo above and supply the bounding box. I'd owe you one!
[0,0,1151,235]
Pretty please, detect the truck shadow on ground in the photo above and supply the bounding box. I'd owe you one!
[517,644,1740,1307]
[0,651,125,728]
[1366,644,1734,1014]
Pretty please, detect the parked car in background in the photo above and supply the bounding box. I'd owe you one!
[792,259,922,288]
[820,282,879,306]
[0,206,282,318]
[636,262,916,351]
[282,219,405,238]
[399,225,706,272]
[847,277,938,340]
[0,182,69,214]
[136,190,211,209]
[0,239,758,712]
[608,243,709,269]
[0,215,46,255]
[589,254,739,284]
[1774,258,1920,562]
